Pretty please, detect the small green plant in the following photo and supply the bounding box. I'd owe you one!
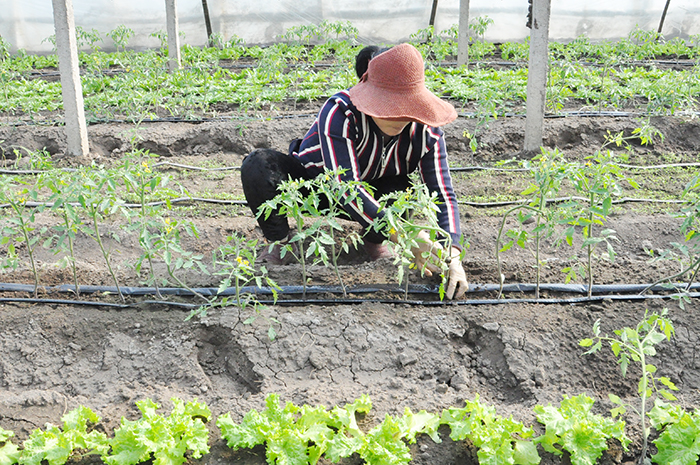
[648,400,700,465]
[188,234,281,341]
[579,308,678,462]
[560,136,641,297]
[20,406,108,465]
[440,394,539,465]
[496,149,573,298]
[0,175,47,297]
[73,165,127,302]
[218,393,440,465]
[150,217,210,302]
[106,25,134,52]
[103,398,210,465]
[534,394,630,465]
[0,427,20,465]
[120,151,179,298]
[373,184,457,300]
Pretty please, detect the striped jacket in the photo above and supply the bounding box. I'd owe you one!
[291,90,462,246]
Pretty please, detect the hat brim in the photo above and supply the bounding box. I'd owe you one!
[348,80,457,128]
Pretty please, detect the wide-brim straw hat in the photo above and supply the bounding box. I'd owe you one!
[348,43,457,128]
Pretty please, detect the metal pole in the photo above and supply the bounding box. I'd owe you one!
[165,0,181,72]
[202,0,213,47]
[523,0,552,154]
[457,0,470,66]
[428,0,439,41]
[51,0,89,157]
[657,0,671,35]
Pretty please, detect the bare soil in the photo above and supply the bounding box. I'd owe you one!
[1,112,700,465]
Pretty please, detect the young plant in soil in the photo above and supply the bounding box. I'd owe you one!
[0,175,47,297]
[373,184,455,300]
[647,399,700,464]
[305,171,367,296]
[103,398,210,465]
[149,216,210,302]
[495,149,573,299]
[189,234,281,341]
[41,170,85,296]
[560,138,640,297]
[534,393,630,465]
[441,394,540,465]
[218,393,441,465]
[258,170,369,298]
[73,165,127,302]
[120,151,179,299]
[579,308,678,464]
[643,170,700,294]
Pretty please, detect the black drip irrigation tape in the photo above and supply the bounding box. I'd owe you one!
[1,282,699,310]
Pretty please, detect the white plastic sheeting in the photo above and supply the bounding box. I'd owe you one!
[1,0,699,53]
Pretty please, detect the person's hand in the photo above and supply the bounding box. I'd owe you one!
[445,246,468,300]
[411,230,443,277]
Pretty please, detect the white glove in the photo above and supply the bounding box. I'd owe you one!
[445,247,468,300]
[411,230,443,277]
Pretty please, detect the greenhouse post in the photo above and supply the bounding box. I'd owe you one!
[523,0,552,153]
[51,0,88,157]
[165,0,182,72]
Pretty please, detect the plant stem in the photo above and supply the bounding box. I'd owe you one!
[61,212,79,296]
[15,208,39,298]
[90,213,124,303]
[587,193,594,298]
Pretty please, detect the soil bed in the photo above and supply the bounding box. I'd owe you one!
[1,112,700,464]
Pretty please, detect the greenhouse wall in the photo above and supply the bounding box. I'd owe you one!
[1,0,699,53]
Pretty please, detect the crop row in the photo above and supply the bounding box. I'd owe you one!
[1,129,700,311]
[1,21,699,127]
[0,309,695,465]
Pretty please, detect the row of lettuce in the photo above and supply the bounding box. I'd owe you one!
[0,392,698,465]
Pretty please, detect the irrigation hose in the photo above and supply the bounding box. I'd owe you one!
[1,282,699,311]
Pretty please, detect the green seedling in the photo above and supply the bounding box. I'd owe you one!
[103,398,210,465]
[188,234,281,341]
[645,170,700,295]
[20,406,109,465]
[560,138,640,297]
[648,400,700,465]
[120,151,179,299]
[534,394,630,465]
[73,165,127,302]
[580,308,678,464]
[441,394,539,465]
[496,149,573,299]
[373,184,458,300]
[0,175,47,297]
[258,169,369,298]
[41,170,85,296]
[150,217,209,302]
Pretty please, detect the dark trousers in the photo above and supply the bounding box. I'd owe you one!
[240,148,411,243]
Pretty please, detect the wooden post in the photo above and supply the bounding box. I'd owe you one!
[523,0,552,154]
[51,0,89,157]
[457,0,470,66]
[165,0,181,72]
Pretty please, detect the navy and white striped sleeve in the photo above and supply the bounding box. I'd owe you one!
[418,127,463,248]
[316,95,383,228]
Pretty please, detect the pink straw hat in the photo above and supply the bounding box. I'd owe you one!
[348,43,457,127]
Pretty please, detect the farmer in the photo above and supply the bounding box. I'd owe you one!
[240,43,468,299]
